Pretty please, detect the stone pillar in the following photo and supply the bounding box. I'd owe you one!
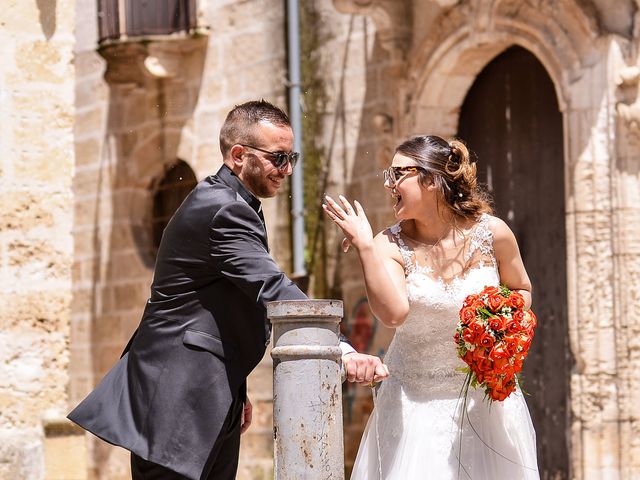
[269,300,345,480]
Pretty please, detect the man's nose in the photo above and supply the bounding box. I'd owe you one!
[283,161,294,176]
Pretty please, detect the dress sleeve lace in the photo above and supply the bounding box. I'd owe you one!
[389,223,416,274]
[464,213,497,268]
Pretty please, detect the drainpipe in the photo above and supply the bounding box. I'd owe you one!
[286,0,306,279]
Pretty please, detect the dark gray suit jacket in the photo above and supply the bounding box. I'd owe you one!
[68,165,306,479]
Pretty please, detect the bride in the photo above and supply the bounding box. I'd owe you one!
[323,135,539,479]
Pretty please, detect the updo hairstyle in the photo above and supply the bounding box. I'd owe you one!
[395,135,493,218]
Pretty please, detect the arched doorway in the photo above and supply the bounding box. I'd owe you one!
[458,45,570,478]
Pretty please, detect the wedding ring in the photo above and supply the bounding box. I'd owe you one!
[368,381,376,388]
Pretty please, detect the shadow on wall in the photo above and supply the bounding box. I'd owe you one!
[36,0,56,39]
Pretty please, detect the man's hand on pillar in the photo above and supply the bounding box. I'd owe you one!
[342,352,390,386]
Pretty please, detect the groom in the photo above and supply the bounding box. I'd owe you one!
[68,100,388,480]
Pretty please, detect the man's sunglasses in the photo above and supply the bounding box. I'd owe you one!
[240,144,300,171]
[383,166,426,186]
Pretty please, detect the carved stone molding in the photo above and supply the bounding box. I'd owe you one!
[616,65,640,132]
[332,0,412,59]
[99,35,208,85]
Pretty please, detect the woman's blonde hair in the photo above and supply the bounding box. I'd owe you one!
[395,135,493,218]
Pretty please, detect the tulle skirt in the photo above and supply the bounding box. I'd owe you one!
[350,377,539,480]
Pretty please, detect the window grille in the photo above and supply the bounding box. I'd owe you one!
[98,0,197,43]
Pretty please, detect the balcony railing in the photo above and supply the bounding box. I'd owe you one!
[98,0,197,43]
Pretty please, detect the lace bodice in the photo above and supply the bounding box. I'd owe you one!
[383,214,500,397]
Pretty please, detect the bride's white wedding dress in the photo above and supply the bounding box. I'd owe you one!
[350,214,539,480]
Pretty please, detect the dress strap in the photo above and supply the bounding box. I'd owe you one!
[464,213,496,264]
[388,223,415,273]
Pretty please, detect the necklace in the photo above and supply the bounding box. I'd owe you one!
[402,226,451,253]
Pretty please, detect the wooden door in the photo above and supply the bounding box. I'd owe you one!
[458,45,570,479]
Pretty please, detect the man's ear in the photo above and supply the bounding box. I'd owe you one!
[229,145,245,168]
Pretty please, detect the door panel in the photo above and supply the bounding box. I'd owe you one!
[458,45,570,479]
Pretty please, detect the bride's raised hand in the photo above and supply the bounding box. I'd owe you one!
[322,195,374,252]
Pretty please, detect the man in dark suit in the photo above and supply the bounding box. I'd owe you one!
[68,100,388,480]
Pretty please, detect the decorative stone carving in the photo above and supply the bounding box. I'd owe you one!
[332,0,412,59]
[616,65,640,131]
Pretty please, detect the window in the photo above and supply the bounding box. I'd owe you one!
[98,0,197,43]
[151,160,198,253]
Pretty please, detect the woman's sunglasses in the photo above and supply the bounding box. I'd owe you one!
[383,166,426,186]
[240,144,300,171]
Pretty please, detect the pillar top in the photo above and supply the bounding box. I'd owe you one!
[267,299,343,319]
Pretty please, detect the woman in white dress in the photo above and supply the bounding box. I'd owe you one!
[323,135,539,479]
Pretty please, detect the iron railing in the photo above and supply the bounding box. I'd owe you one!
[98,0,197,43]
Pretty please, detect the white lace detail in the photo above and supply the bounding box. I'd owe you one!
[385,214,500,395]
[465,213,496,266]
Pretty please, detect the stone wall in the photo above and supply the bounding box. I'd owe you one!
[0,0,78,479]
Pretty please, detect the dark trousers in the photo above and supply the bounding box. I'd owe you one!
[131,396,244,480]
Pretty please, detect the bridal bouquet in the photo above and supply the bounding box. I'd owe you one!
[454,285,537,401]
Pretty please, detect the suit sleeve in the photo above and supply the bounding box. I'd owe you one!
[209,201,306,311]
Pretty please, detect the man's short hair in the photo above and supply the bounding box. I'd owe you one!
[220,100,291,158]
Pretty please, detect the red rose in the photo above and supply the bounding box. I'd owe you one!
[463,294,479,308]
[506,318,522,334]
[460,306,477,323]
[462,328,477,345]
[488,315,507,332]
[469,319,486,335]
[479,332,495,349]
[483,286,500,295]
[488,294,506,312]
[488,344,509,361]
[507,292,525,309]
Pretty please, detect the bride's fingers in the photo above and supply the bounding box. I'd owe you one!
[322,204,344,224]
[353,200,368,219]
[338,195,355,215]
[324,195,347,219]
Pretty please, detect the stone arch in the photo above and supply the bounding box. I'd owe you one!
[404,0,599,136]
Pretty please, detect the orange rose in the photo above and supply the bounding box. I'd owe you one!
[472,299,486,310]
[483,286,500,295]
[488,315,507,332]
[463,350,474,366]
[479,332,495,349]
[492,357,511,373]
[460,306,477,323]
[518,333,533,351]
[469,319,486,335]
[472,346,488,362]
[507,292,525,309]
[503,335,520,355]
[506,318,522,334]
[488,343,509,361]
[512,309,525,323]
[462,328,477,345]
[488,294,506,312]
[463,294,479,308]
